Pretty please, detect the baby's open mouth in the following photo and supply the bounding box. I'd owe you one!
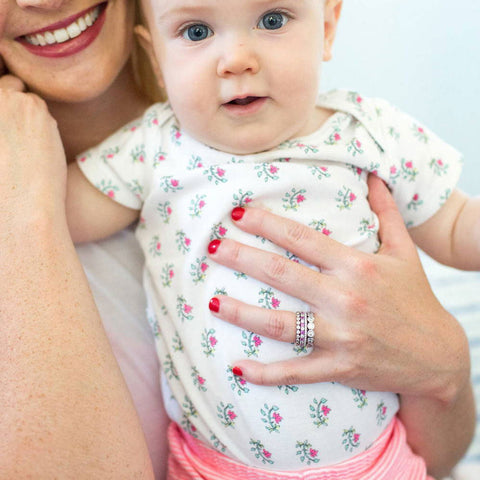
[20,2,106,46]
[227,96,260,106]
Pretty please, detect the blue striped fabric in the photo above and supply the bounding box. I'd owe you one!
[420,252,480,466]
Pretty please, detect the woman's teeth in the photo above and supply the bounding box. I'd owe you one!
[23,6,101,46]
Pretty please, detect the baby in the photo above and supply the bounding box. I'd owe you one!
[66,0,478,477]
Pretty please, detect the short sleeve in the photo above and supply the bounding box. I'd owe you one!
[371,98,463,227]
[76,103,171,210]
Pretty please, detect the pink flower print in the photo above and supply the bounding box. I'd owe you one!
[334,133,341,142]
[405,161,413,169]
[412,193,419,201]
[158,155,165,162]
[200,262,208,273]
[175,131,182,140]
[296,195,305,204]
[166,206,172,215]
[309,448,318,458]
[322,228,332,236]
[184,304,192,314]
[321,405,331,416]
[390,165,397,174]
[209,336,217,347]
[191,424,197,432]
[106,153,114,159]
[197,375,205,385]
[356,95,363,104]
[417,126,424,133]
[171,179,179,187]
[269,165,278,174]
[349,192,357,202]
[356,167,362,176]
[320,166,328,172]
[244,197,252,203]
[239,378,247,386]
[353,433,361,443]
[107,190,115,198]
[227,410,237,420]
[198,200,206,209]
[263,449,272,459]
[271,297,281,309]
[273,412,283,424]
[169,269,174,279]
[154,241,161,252]
[185,237,191,246]
[355,139,362,149]
[218,226,227,236]
[216,168,225,177]
[436,159,444,166]
[253,335,263,347]
[360,390,366,396]
[78,156,86,162]
[153,118,159,125]
[130,126,137,132]
[382,406,387,415]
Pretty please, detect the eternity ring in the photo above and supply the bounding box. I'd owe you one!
[295,311,315,348]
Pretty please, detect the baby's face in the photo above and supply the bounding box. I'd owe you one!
[143,0,340,154]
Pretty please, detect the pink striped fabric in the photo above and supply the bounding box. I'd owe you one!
[167,418,434,479]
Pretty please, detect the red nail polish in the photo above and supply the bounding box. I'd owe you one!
[231,207,245,221]
[209,297,220,313]
[208,239,221,254]
[232,366,243,377]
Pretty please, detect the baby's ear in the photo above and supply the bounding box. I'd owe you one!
[323,0,342,62]
[134,25,165,89]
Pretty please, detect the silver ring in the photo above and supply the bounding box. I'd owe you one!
[295,311,315,348]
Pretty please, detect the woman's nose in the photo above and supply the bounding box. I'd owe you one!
[217,40,260,77]
[16,0,65,10]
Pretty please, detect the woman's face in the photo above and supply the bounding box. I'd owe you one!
[0,0,135,102]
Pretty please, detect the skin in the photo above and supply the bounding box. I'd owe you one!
[0,0,161,477]
[63,0,476,476]
[0,0,475,478]
[207,176,476,478]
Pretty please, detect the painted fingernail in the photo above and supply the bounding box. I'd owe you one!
[208,239,221,254]
[231,207,245,221]
[209,297,220,313]
[232,366,243,376]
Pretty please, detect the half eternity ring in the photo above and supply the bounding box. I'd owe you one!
[295,311,315,348]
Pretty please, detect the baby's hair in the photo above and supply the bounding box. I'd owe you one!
[132,0,166,103]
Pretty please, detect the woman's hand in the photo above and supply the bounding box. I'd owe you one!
[207,175,475,476]
[0,81,67,223]
[207,175,470,404]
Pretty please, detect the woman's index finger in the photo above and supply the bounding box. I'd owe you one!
[230,206,359,271]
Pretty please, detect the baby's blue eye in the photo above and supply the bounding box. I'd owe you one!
[258,12,288,30]
[183,24,212,41]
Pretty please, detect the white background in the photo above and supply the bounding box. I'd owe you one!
[321,0,480,195]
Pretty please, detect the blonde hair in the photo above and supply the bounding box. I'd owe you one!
[131,1,166,103]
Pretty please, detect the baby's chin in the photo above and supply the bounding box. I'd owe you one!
[204,134,291,156]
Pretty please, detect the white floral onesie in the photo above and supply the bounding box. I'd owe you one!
[77,90,462,470]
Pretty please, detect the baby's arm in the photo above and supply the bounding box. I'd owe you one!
[66,163,140,243]
[409,189,480,270]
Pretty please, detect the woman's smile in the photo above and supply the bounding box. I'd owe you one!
[15,2,107,58]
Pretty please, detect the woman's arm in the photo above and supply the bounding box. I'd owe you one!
[207,175,475,478]
[0,86,154,479]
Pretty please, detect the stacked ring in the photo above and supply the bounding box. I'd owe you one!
[295,311,315,348]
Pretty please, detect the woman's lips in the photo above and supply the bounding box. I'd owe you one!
[15,2,107,59]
